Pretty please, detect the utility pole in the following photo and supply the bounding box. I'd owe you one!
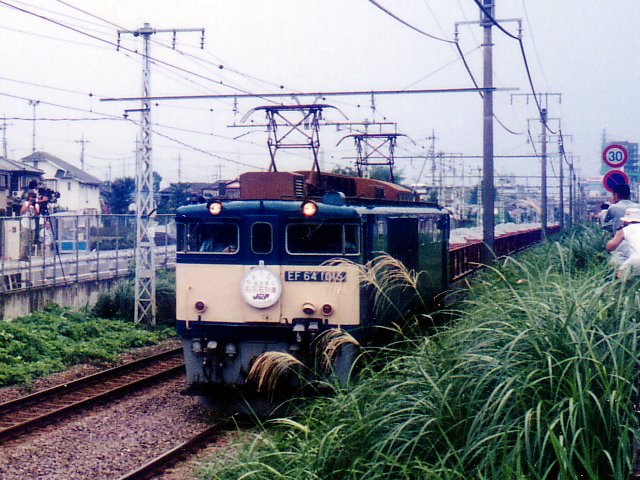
[28,100,40,153]
[558,139,564,229]
[481,0,495,264]
[457,2,520,263]
[75,135,89,171]
[540,108,548,233]
[0,117,11,158]
[118,23,204,326]
[512,93,561,236]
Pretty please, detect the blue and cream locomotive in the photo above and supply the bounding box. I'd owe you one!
[175,171,449,396]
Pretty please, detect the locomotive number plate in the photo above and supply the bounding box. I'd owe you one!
[284,271,347,282]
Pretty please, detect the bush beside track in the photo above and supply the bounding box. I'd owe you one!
[203,225,640,479]
[0,272,177,387]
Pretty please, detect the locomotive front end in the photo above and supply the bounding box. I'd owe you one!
[175,199,363,392]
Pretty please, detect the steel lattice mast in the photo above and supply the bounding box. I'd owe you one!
[134,23,156,326]
[119,23,204,326]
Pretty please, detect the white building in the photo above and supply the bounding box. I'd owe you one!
[21,152,102,214]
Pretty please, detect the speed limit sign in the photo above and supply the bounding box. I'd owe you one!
[602,144,628,168]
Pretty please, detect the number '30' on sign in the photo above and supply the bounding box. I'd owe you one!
[602,144,628,168]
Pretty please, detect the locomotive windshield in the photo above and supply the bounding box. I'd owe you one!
[286,223,360,255]
[184,223,239,254]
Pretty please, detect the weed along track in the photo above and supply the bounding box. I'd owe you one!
[0,347,184,441]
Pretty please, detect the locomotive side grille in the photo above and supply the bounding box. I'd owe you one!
[294,178,305,198]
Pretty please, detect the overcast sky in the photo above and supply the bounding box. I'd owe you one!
[0,0,637,188]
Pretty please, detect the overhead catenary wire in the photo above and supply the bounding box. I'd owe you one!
[367,0,523,136]
[470,0,557,135]
[0,0,283,106]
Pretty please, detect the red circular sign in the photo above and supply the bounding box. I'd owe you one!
[603,169,629,192]
[602,144,629,168]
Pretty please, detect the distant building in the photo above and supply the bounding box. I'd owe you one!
[0,156,43,215]
[159,180,240,206]
[21,151,102,213]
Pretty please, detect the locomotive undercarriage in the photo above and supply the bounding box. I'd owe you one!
[181,320,358,392]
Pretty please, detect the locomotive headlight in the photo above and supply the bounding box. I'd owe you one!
[208,201,223,216]
[301,200,318,217]
[322,304,334,316]
[194,301,207,313]
[192,340,202,353]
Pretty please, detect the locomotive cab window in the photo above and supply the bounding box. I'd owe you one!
[251,222,273,254]
[185,223,239,254]
[286,223,360,255]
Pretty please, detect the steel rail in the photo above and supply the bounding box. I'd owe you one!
[0,347,184,441]
[117,421,235,480]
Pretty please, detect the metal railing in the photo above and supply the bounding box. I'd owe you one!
[0,214,176,292]
[0,212,558,292]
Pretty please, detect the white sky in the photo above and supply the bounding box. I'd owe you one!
[0,0,637,188]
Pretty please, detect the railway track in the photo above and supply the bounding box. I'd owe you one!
[117,421,235,480]
[0,346,184,442]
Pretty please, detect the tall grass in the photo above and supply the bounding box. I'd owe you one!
[203,225,640,479]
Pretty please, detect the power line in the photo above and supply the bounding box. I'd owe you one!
[0,0,280,106]
[101,86,511,103]
[470,0,557,135]
[367,0,456,44]
[365,1,523,136]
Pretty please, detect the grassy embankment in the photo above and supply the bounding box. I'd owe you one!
[0,272,176,387]
[204,225,640,479]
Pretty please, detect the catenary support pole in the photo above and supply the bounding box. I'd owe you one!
[118,23,204,326]
[481,0,495,264]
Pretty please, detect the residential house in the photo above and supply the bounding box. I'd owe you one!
[21,151,102,213]
[158,180,240,207]
[0,157,43,215]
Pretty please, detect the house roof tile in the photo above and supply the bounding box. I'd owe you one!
[21,151,101,185]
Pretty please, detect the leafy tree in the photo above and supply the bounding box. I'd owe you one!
[104,177,135,214]
[157,184,191,214]
[467,185,479,205]
[331,165,406,185]
[153,171,162,193]
[369,166,406,185]
[332,166,359,177]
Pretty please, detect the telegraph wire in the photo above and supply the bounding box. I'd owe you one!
[149,127,265,171]
[0,75,101,98]
[0,91,123,119]
[469,0,519,40]
[470,0,558,135]
[0,22,114,50]
[12,0,116,32]
[3,116,124,122]
[367,0,455,44]
[520,0,550,90]
[52,0,302,107]
[0,0,280,106]
[367,0,523,136]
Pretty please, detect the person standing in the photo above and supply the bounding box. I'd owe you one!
[604,184,639,233]
[19,191,40,261]
[606,207,640,277]
[39,219,54,256]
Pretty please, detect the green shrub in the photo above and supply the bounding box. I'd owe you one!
[92,271,175,325]
[0,305,174,387]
